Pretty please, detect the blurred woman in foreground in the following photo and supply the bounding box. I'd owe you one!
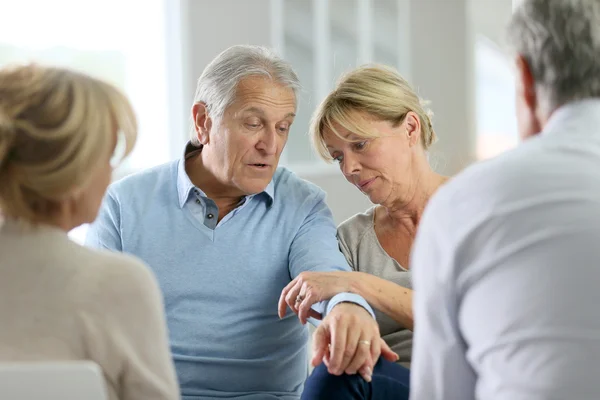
[0,64,179,400]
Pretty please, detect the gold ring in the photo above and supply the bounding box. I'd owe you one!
[358,340,371,346]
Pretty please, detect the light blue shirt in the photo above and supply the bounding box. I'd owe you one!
[86,144,374,400]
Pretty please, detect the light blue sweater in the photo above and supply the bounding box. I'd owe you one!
[86,155,373,399]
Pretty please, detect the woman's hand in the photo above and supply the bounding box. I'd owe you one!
[278,271,357,324]
[312,303,399,382]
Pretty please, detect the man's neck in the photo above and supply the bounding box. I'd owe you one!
[185,152,246,220]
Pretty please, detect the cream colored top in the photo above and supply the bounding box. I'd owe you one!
[337,207,413,367]
[0,219,179,400]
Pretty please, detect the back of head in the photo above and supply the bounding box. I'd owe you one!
[310,64,436,161]
[190,44,301,145]
[0,64,137,222]
[508,0,600,112]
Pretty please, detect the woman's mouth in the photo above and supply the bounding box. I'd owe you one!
[358,178,376,190]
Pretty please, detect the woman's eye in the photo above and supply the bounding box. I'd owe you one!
[332,154,343,163]
[354,141,367,150]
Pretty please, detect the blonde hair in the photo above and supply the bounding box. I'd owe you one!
[0,64,137,221]
[310,64,436,161]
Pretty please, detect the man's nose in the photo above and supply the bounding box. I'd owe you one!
[256,128,278,155]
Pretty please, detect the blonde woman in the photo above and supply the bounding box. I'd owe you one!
[280,65,448,399]
[0,64,179,400]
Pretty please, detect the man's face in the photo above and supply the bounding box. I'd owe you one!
[203,76,296,196]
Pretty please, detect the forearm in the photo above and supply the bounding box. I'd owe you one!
[351,272,414,330]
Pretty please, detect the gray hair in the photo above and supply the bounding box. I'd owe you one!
[507,0,600,113]
[190,45,301,145]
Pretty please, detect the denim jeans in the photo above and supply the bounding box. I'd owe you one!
[301,358,410,400]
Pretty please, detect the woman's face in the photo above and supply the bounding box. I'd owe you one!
[70,131,123,226]
[79,153,113,224]
[323,112,423,207]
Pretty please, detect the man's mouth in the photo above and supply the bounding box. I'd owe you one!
[250,163,269,168]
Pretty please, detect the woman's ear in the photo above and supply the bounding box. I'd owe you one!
[404,112,421,147]
[192,102,213,145]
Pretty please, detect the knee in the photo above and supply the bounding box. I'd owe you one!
[301,363,365,400]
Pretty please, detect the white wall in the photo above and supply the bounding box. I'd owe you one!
[409,0,476,176]
[177,0,274,147]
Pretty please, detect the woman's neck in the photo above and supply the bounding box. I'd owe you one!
[3,214,73,233]
[381,172,448,235]
[37,214,77,232]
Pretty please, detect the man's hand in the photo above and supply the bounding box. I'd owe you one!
[311,303,398,382]
[278,271,356,324]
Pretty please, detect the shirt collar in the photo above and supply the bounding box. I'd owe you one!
[543,98,600,137]
[176,156,200,208]
[263,180,275,205]
[176,142,275,209]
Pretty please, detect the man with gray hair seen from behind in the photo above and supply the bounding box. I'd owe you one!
[86,45,391,399]
[409,1,600,399]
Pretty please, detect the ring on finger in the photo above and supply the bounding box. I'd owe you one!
[358,340,371,346]
[295,295,305,303]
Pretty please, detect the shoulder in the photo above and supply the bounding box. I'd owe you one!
[337,207,375,249]
[72,246,162,311]
[271,167,327,205]
[427,138,546,224]
[109,160,177,201]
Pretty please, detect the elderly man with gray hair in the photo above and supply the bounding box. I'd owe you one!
[86,45,391,399]
[410,0,600,399]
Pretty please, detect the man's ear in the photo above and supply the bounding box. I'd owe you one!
[516,55,538,118]
[192,102,213,145]
[515,54,543,138]
[404,111,421,147]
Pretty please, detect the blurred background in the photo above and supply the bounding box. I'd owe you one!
[0,0,517,241]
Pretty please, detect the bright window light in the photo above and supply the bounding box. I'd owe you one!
[475,35,519,159]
